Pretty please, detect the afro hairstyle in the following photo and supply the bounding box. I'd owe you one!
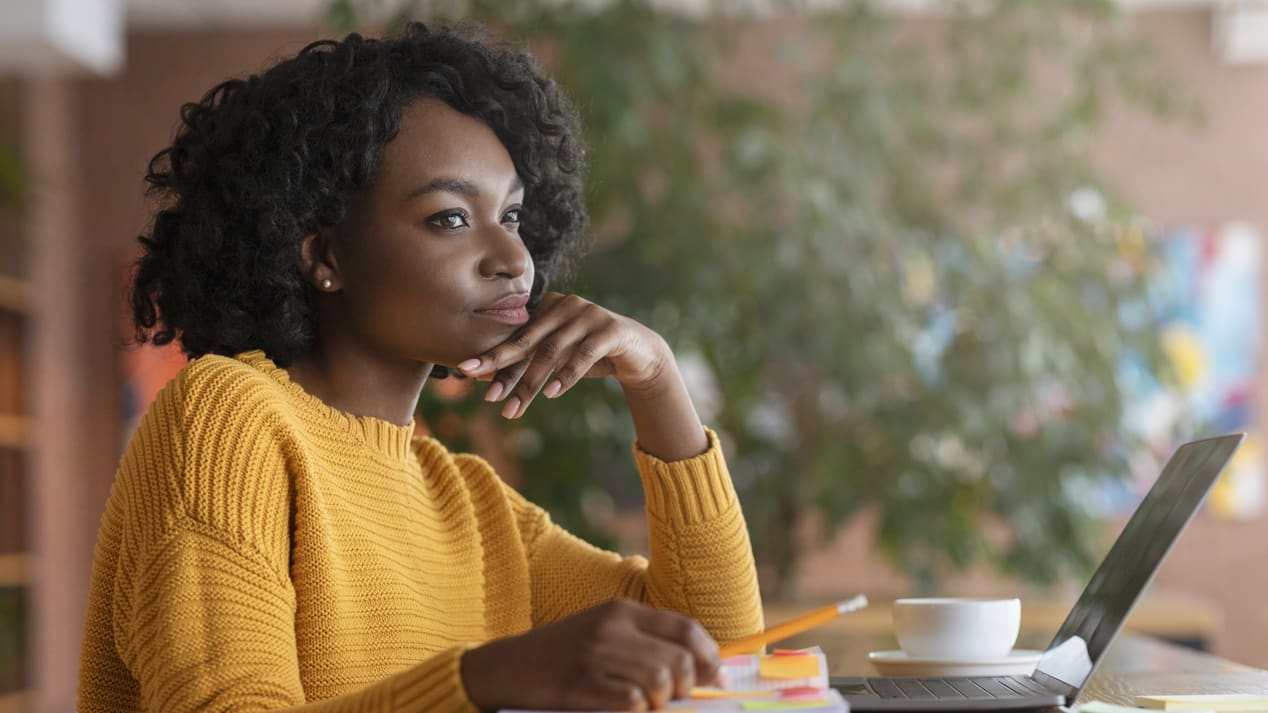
[131,22,589,376]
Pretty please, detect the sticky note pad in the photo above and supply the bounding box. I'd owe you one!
[1080,702,1167,713]
[759,655,821,680]
[1134,694,1268,711]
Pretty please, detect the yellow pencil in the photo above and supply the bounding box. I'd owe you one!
[719,594,869,657]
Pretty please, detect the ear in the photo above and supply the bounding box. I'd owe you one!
[299,228,341,292]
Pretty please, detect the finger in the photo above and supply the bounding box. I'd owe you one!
[603,635,697,707]
[589,676,649,712]
[543,325,621,400]
[534,672,648,713]
[502,316,597,418]
[458,292,570,376]
[483,359,531,404]
[457,293,584,377]
[631,608,721,685]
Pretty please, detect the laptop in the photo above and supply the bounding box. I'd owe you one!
[832,432,1245,711]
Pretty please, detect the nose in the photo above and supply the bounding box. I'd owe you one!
[477,224,531,281]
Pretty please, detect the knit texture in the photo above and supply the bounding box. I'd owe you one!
[78,350,764,712]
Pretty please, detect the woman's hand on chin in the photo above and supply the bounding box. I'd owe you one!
[456,292,675,420]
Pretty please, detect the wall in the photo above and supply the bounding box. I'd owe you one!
[1096,7,1268,669]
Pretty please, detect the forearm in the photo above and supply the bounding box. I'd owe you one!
[632,432,765,643]
[622,340,708,462]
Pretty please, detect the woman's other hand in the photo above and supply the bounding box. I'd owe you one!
[459,599,721,712]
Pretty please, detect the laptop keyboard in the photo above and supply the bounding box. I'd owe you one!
[869,676,1050,700]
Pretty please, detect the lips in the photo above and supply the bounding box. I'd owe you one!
[478,293,530,311]
[475,292,530,325]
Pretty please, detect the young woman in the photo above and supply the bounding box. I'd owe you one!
[77,22,764,713]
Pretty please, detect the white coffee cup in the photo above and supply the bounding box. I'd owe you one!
[893,597,1021,661]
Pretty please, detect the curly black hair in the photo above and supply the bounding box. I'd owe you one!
[131,22,588,376]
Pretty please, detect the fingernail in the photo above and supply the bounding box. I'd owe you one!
[484,382,504,402]
[501,396,521,419]
[457,358,481,373]
[544,380,562,398]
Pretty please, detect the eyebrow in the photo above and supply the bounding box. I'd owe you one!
[403,175,524,203]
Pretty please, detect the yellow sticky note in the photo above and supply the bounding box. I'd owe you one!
[1134,694,1268,711]
[1079,702,1161,713]
[758,655,820,680]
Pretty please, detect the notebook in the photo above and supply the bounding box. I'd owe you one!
[832,433,1244,711]
[499,688,848,713]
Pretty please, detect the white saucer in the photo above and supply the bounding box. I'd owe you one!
[867,649,1043,677]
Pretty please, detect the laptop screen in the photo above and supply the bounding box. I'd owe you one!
[1031,433,1243,694]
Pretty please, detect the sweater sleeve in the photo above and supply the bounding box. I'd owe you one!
[510,429,764,647]
[119,518,477,713]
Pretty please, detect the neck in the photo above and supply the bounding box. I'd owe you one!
[286,341,431,427]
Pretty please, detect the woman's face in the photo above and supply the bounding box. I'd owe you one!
[325,97,534,369]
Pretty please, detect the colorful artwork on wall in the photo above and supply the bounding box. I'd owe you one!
[1123,223,1264,520]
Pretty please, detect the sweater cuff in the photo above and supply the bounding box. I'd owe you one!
[390,644,480,713]
[633,428,738,524]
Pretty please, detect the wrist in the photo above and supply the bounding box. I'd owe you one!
[621,335,676,396]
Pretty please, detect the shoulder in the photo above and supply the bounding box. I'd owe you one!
[177,351,293,418]
[149,351,303,457]
[119,352,300,550]
[129,352,291,458]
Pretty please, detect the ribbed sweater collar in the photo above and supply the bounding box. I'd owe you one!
[235,350,417,463]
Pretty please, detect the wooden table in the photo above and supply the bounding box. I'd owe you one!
[1076,635,1268,706]
[775,629,1268,707]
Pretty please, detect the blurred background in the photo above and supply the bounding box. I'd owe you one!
[2,0,1267,710]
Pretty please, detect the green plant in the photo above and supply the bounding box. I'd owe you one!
[330,0,1187,597]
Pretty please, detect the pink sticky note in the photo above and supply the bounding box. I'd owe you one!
[771,648,815,657]
[780,687,826,700]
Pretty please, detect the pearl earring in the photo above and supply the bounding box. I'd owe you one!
[320,279,333,290]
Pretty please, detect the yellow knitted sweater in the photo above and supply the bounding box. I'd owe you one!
[77,350,764,712]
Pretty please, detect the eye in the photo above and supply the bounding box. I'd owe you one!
[425,209,470,230]
[501,207,522,226]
